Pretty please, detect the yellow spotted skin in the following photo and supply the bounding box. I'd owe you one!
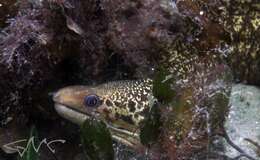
[96,79,153,126]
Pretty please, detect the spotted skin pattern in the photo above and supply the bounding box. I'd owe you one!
[96,79,153,126]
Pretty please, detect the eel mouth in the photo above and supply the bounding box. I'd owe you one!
[54,102,141,148]
[54,103,90,125]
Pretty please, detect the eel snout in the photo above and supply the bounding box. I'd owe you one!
[53,86,96,124]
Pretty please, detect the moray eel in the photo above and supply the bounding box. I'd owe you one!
[53,79,153,147]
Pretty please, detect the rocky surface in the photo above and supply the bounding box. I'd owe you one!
[225,84,260,159]
[0,0,18,29]
[219,1,260,85]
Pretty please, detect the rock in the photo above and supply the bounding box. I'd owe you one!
[0,0,18,29]
[175,0,260,85]
[225,84,260,159]
[0,121,29,154]
[219,1,260,85]
[153,64,232,160]
[0,0,101,126]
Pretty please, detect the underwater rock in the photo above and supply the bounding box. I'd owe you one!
[0,0,104,126]
[225,84,260,159]
[0,0,18,29]
[0,2,65,126]
[218,1,260,85]
[152,64,232,160]
[176,0,229,51]
[0,121,29,154]
[175,0,260,85]
[102,0,194,72]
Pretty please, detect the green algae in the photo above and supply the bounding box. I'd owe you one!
[140,102,162,146]
[18,126,39,160]
[152,68,176,103]
[80,119,114,160]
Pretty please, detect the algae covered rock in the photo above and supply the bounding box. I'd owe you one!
[218,1,260,85]
[0,0,18,29]
[175,0,260,85]
[151,64,232,160]
[0,0,106,126]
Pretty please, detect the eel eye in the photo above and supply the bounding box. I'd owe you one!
[84,94,100,107]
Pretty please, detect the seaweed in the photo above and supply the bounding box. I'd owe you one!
[80,119,114,160]
[140,102,162,147]
[18,126,39,160]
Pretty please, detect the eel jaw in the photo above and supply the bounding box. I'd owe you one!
[54,103,89,125]
[54,103,142,149]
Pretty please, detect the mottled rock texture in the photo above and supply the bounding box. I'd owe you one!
[0,1,68,126]
[220,1,260,85]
